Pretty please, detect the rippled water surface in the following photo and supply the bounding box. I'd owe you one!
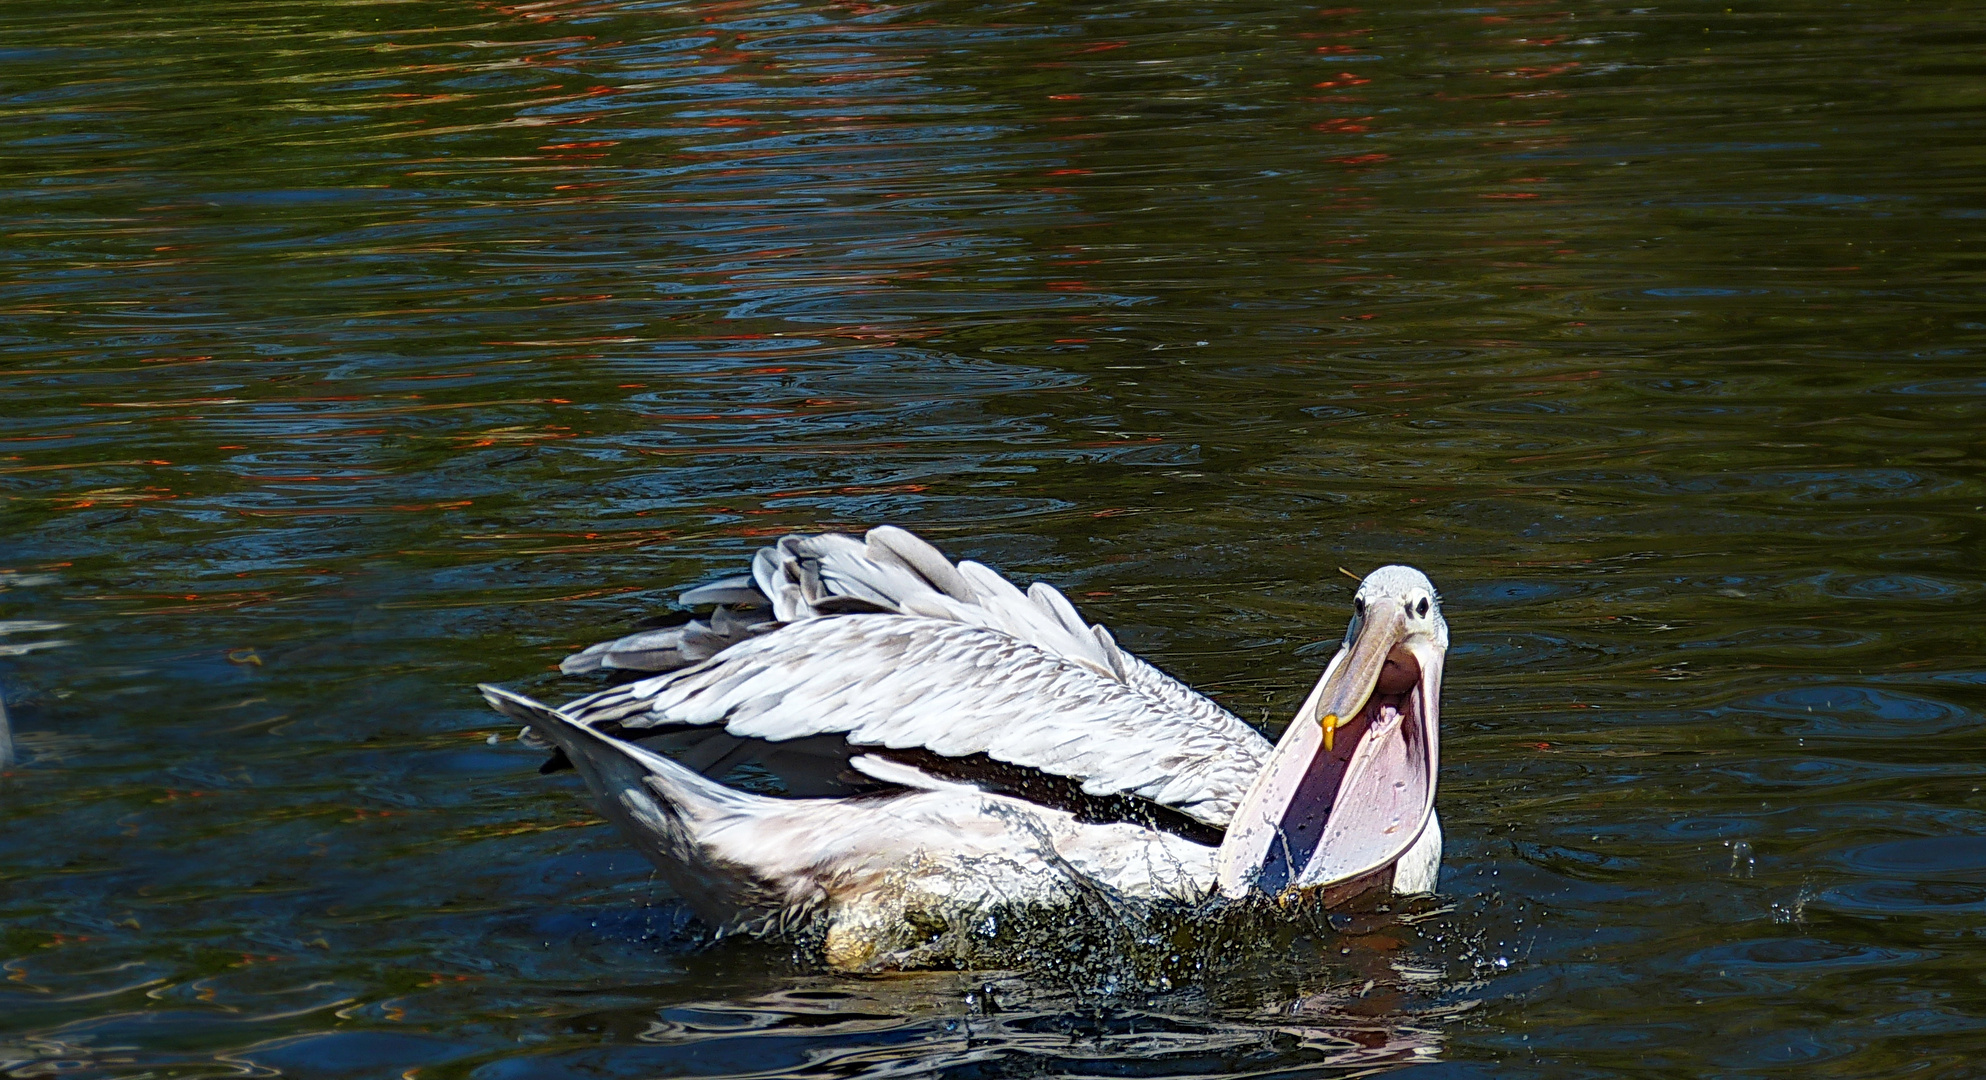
[4,0,1985,1074]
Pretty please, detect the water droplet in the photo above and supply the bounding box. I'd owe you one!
[1730,840,1755,878]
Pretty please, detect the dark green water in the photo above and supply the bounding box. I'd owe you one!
[4,0,1984,1074]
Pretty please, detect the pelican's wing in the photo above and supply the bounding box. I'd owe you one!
[563,614,1269,828]
[543,527,1268,828]
[562,526,1141,680]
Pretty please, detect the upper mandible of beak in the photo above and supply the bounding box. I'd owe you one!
[1313,597,1410,750]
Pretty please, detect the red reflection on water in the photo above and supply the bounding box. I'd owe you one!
[1498,62,1580,79]
[233,501,472,519]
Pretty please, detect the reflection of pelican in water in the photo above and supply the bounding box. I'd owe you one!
[484,527,1446,970]
[581,972,1453,1077]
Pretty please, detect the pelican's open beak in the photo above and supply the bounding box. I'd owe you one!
[1214,580,1443,899]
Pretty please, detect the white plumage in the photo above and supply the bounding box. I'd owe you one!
[484,526,1447,970]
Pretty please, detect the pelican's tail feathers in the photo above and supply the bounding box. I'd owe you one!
[481,684,755,815]
[480,684,781,924]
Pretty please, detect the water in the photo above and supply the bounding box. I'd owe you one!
[3,0,1983,1073]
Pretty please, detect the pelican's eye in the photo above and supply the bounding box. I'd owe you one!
[1416,597,1429,618]
[1354,597,1366,617]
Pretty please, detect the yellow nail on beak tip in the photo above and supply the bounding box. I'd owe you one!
[1322,713,1338,751]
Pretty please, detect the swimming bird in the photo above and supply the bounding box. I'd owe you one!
[483,526,1446,970]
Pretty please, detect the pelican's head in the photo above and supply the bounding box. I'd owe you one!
[1215,565,1446,900]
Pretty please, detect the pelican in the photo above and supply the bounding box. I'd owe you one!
[483,526,1446,970]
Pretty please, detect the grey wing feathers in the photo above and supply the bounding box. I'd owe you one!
[561,604,776,676]
[677,576,767,609]
[564,526,1131,678]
